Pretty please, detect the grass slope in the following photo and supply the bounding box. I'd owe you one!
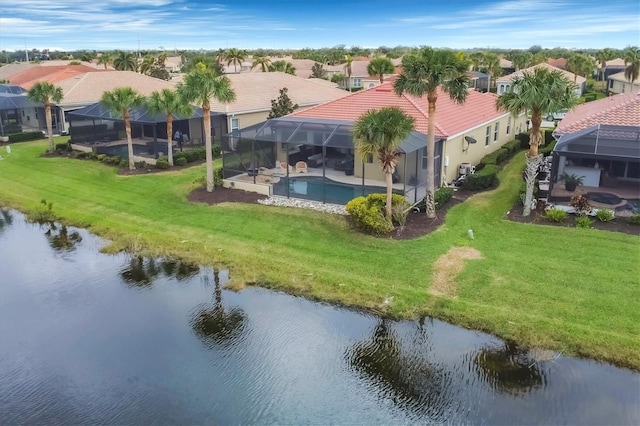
[1,139,638,369]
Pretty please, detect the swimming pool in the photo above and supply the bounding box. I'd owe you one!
[96,144,152,158]
[272,176,399,205]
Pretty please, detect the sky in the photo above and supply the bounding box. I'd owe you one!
[0,0,638,52]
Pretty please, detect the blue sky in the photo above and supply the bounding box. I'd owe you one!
[0,0,638,52]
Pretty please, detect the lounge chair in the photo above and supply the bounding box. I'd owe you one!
[295,161,308,173]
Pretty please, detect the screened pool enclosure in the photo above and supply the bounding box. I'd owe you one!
[222,117,443,205]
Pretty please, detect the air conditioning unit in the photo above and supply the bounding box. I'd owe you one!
[459,162,474,176]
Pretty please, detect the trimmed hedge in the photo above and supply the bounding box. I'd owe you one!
[175,157,187,166]
[516,131,555,150]
[462,164,498,191]
[8,132,45,143]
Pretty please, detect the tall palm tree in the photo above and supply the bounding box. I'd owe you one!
[97,51,114,69]
[367,56,395,83]
[113,51,137,71]
[496,67,579,215]
[595,48,616,82]
[178,64,236,192]
[146,89,192,166]
[139,54,155,75]
[224,48,246,73]
[268,60,296,75]
[27,82,63,153]
[393,47,470,218]
[512,52,533,71]
[468,52,486,71]
[567,53,595,83]
[484,52,502,92]
[251,56,271,72]
[100,87,145,170]
[623,46,640,90]
[344,54,354,91]
[352,107,415,217]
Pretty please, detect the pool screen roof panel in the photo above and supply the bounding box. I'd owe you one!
[67,102,223,124]
[554,124,640,159]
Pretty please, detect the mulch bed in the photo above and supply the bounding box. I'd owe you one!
[506,204,640,236]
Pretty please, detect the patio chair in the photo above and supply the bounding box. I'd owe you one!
[295,161,308,173]
[280,162,294,173]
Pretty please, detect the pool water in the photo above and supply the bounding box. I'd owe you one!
[273,176,397,205]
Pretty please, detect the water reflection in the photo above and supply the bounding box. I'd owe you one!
[474,342,546,395]
[43,223,83,252]
[190,269,247,348]
[120,256,200,287]
[0,208,13,235]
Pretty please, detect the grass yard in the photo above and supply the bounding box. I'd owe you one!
[1,138,638,370]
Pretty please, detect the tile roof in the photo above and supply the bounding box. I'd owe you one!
[289,82,505,138]
[56,71,176,106]
[605,58,625,67]
[498,62,585,85]
[0,63,35,80]
[608,71,640,83]
[9,65,109,89]
[325,60,374,77]
[547,58,567,69]
[555,92,640,134]
[210,72,349,114]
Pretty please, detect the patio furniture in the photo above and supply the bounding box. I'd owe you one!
[307,153,324,167]
[295,161,308,173]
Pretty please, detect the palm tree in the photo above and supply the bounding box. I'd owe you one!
[496,67,579,215]
[146,88,192,166]
[567,53,595,83]
[97,51,113,69]
[100,87,145,170]
[251,56,271,72]
[512,52,533,71]
[367,56,395,83]
[344,54,354,91]
[178,64,236,192]
[484,52,502,92]
[393,47,470,218]
[595,48,616,82]
[623,46,640,90]
[468,52,486,71]
[113,51,137,71]
[352,107,415,218]
[224,48,246,73]
[27,82,63,153]
[268,60,296,75]
[139,54,155,75]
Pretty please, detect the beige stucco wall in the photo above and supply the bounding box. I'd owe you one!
[608,79,640,95]
[441,113,527,183]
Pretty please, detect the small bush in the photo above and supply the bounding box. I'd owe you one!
[539,139,557,155]
[76,151,91,159]
[575,215,593,228]
[391,203,409,227]
[97,154,107,162]
[434,187,454,208]
[156,158,170,169]
[462,165,498,191]
[135,161,148,169]
[503,139,521,155]
[119,158,129,168]
[544,208,567,222]
[26,199,55,224]
[105,156,121,165]
[629,213,640,225]
[212,145,221,157]
[569,194,592,215]
[55,142,70,152]
[175,157,187,166]
[8,131,45,143]
[595,209,615,222]
[184,147,207,162]
[346,196,394,235]
[214,166,223,187]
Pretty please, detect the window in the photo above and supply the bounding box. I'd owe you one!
[230,118,239,131]
[485,126,490,146]
[506,117,511,135]
[422,147,428,169]
[494,123,499,142]
[622,84,625,93]
[353,78,361,87]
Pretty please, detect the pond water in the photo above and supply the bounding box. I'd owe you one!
[0,209,638,425]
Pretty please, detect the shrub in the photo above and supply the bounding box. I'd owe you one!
[434,187,454,208]
[184,147,207,162]
[175,157,187,166]
[346,196,394,235]
[214,166,224,187]
[569,194,592,215]
[544,208,567,222]
[135,161,148,169]
[462,165,498,191]
[96,154,107,162]
[629,213,640,225]
[212,145,221,157]
[539,139,557,156]
[119,159,129,168]
[595,209,615,222]
[503,139,521,155]
[76,151,91,159]
[105,156,121,165]
[156,158,170,169]
[26,199,55,224]
[8,131,45,143]
[575,215,593,228]
[55,142,70,152]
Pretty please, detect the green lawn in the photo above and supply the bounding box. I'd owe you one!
[1,139,639,370]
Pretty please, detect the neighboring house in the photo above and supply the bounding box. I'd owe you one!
[548,92,640,214]
[7,65,109,90]
[500,58,515,75]
[325,60,397,90]
[547,58,568,70]
[222,82,526,204]
[209,72,349,140]
[467,71,489,92]
[602,58,626,81]
[0,84,48,136]
[163,56,183,73]
[607,71,640,95]
[496,63,586,96]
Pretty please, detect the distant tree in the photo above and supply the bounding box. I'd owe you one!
[528,45,543,54]
[331,72,347,87]
[251,56,271,72]
[268,60,296,75]
[182,53,221,74]
[623,46,640,88]
[178,64,236,192]
[567,53,595,83]
[483,52,502,91]
[468,52,485,71]
[343,54,354,91]
[512,52,533,70]
[268,87,298,119]
[100,87,145,170]
[595,48,616,81]
[97,52,114,69]
[310,62,327,79]
[27,82,63,153]
[146,88,192,166]
[139,54,155,75]
[113,51,137,71]
[367,56,395,83]
[224,48,247,73]
[531,52,547,66]
[352,107,415,217]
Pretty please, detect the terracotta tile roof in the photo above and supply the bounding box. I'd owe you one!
[547,57,567,69]
[500,58,513,68]
[605,58,625,67]
[56,71,176,106]
[0,63,35,80]
[555,92,640,134]
[210,72,349,114]
[289,82,505,138]
[10,65,109,89]
[498,62,585,85]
